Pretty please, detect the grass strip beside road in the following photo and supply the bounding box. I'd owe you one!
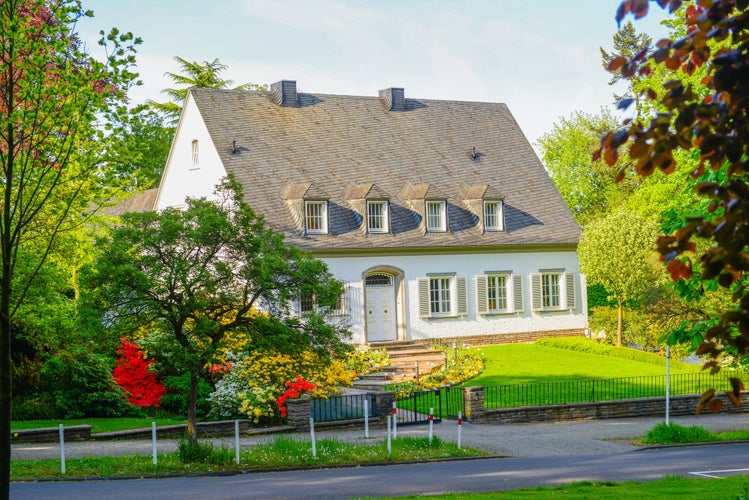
[373,475,749,499]
[11,436,486,480]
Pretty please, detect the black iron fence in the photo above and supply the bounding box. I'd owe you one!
[395,389,443,426]
[311,393,377,422]
[483,371,749,409]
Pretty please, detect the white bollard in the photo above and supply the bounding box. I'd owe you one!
[392,402,397,439]
[235,419,240,465]
[386,415,392,456]
[457,411,463,449]
[151,421,158,465]
[364,399,370,439]
[428,408,434,443]
[59,424,66,474]
[310,417,317,458]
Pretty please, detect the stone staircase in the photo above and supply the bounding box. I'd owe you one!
[352,341,445,392]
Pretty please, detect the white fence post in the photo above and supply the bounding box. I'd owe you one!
[386,415,392,456]
[310,417,317,458]
[234,419,240,465]
[363,399,370,438]
[59,424,66,475]
[392,401,397,439]
[428,408,434,443]
[151,421,158,466]
[457,411,463,449]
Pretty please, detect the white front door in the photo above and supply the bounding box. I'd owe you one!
[365,274,397,342]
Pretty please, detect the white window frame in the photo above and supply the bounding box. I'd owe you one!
[305,201,328,234]
[418,274,468,318]
[426,200,447,232]
[191,139,199,169]
[484,200,504,231]
[531,270,576,312]
[367,200,389,233]
[476,272,523,315]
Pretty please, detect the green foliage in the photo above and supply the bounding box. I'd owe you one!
[149,56,267,124]
[587,284,615,310]
[642,422,715,445]
[602,1,749,368]
[38,349,139,419]
[535,337,690,367]
[537,109,631,225]
[176,437,232,464]
[160,374,212,418]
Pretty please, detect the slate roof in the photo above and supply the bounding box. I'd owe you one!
[190,84,580,251]
[100,189,157,217]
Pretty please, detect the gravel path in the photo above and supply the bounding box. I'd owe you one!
[11,412,749,461]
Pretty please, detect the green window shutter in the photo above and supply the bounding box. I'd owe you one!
[418,278,431,318]
[566,273,576,311]
[456,277,468,315]
[476,275,488,314]
[530,273,543,311]
[512,274,524,312]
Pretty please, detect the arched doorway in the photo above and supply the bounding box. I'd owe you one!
[364,272,397,342]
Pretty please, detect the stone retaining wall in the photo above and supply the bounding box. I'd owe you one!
[470,392,749,424]
[11,425,92,444]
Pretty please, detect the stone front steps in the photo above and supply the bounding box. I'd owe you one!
[352,341,445,392]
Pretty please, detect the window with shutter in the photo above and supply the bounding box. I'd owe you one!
[419,275,466,318]
[478,272,513,314]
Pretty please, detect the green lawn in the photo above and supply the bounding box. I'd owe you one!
[11,417,185,434]
[467,343,699,386]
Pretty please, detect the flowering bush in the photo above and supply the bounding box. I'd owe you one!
[386,344,484,398]
[112,338,166,408]
[208,350,358,423]
[345,347,390,378]
[276,375,316,418]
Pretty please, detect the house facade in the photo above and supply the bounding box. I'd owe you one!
[155,80,587,345]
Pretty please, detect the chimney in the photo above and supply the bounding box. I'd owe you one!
[270,80,299,107]
[379,87,406,111]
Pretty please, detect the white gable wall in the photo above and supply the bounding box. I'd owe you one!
[155,93,228,211]
[322,250,587,345]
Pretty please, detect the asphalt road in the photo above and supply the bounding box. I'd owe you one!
[11,442,749,499]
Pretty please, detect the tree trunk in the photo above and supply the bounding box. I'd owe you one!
[617,297,624,347]
[0,294,11,500]
[186,372,199,444]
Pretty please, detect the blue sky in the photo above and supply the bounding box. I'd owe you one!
[78,1,671,146]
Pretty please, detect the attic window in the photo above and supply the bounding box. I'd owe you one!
[191,140,199,168]
[484,201,504,231]
[305,201,328,234]
[426,201,446,232]
[367,200,389,233]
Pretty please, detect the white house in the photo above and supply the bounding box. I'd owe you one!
[154,80,587,346]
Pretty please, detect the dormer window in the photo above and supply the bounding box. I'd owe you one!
[426,200,446,232]
[367,200,389,233]
[305,200,328,234]
[484,200,504,231]
[191,140,199,168]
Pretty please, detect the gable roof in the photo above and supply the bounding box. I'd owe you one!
[189,85,580,251]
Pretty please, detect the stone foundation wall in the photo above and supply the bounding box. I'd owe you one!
[412,329,586,348]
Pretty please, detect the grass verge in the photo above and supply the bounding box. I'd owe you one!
[11,417,186,434]
[642,422,749,445]
[371,475,749,499]
[11,436,486,480]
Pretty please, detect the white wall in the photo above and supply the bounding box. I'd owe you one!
[323,250,587,345]
[155,93,228,210]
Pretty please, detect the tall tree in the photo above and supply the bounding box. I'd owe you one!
[86,180,349,443]
[599,0,749,373]
[600,19,653,108]
[149,56,267,124]
[578,211,663,346]
[537,109,636,225]
[0,1,139,496]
